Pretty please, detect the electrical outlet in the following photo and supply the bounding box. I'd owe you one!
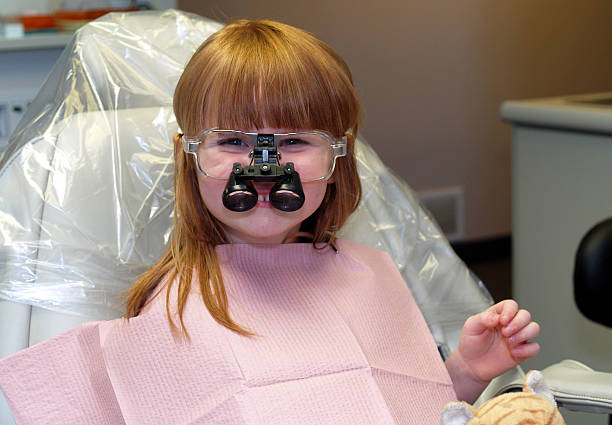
[418,186,465,242]
[0,94,33,155]
[8,101,28,133]
[0,103,9,152]
[0,103,8,138]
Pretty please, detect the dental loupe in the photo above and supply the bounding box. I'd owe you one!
[222,134,305,212]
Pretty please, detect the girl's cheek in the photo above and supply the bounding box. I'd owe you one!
[303,182,327,208]
[197,178,227,213]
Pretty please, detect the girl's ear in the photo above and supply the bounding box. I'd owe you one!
[441,402,475,425]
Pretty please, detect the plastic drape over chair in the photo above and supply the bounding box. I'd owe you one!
[0,10,492,357]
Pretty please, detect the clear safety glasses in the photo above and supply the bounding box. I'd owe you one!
[182,129,347,182]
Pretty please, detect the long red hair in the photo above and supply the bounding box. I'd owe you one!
[124,19,362,336]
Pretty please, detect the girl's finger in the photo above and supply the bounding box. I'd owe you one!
[493,300,518,325]
[507,321,540,346]
[510,341,540,360]
[463,310,499,336]
[502,309,532,337]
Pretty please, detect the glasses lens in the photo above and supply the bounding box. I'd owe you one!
[196,130,337,181]
[277,133,334,181]
[198,131,254,178]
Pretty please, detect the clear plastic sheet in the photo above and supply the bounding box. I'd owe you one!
[344,141,493,354]
[0,10,492,354]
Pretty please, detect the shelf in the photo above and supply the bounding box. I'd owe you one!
[0,33,72,52]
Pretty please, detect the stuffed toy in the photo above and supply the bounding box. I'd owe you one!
[441,370,566,425]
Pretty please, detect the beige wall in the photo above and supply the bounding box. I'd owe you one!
[178,0,612,241]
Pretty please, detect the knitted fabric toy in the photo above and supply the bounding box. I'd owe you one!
[441,371,566,425]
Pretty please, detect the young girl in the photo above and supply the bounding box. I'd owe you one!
[0,19,539,425]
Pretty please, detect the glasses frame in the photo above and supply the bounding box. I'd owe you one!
[182,128,347,182]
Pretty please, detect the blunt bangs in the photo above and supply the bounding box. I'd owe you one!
[175,20,360,138]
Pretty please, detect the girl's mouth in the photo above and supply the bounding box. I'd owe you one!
[256,192,271,208]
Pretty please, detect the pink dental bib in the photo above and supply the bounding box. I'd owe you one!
[0,240,456,424]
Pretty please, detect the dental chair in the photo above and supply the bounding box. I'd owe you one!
[0,10,610,424]
[574,217,612,329]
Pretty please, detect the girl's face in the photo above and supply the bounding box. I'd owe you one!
[196,126,329,244]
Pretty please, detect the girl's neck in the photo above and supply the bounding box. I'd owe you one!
[224,224,304,245]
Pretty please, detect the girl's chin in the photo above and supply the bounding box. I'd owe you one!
[224,221,302,244]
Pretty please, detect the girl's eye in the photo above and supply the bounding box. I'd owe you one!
[280,138,308,147]
[219,138,248,146]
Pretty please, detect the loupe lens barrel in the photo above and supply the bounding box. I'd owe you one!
[222,170,258,211]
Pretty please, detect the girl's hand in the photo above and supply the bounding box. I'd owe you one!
[445,300,540,402]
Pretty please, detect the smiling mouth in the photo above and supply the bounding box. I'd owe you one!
[256,193,272,208]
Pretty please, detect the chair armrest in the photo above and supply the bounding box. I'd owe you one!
[474,366,525,407]
[542,359,612,414]
[476,361,612,413]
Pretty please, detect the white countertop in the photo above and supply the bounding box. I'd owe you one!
[500,92,612,134]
